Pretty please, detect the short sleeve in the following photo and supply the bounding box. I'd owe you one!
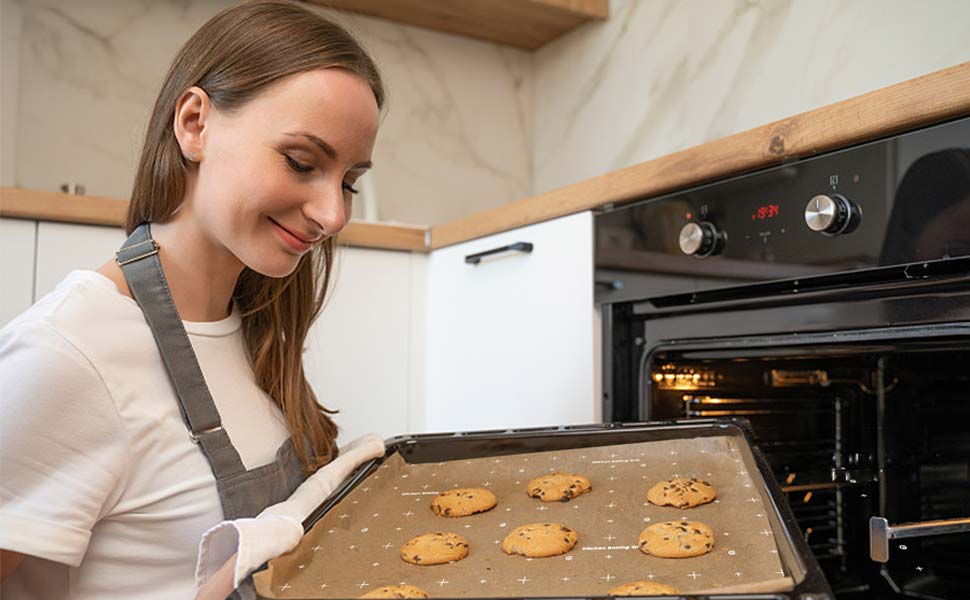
[0,321,129,567]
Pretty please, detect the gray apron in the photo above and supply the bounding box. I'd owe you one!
[117,222,322,599]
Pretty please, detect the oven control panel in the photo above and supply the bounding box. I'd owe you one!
[595,116,970,299]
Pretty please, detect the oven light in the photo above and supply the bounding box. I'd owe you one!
[652,369,718,390]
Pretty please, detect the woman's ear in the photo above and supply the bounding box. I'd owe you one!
[173,86,210,163]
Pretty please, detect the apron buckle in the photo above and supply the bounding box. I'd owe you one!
[116,239,159,266]
[189,425,225,444]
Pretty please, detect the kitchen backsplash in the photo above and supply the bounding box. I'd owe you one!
[533,0,970,194]
[2,0,969,226]
[0,0,533,226]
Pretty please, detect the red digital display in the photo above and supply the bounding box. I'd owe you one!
[751,204,780,220]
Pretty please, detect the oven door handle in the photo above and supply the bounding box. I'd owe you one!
[870,515,970,562]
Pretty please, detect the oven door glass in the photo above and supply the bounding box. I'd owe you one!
[643,342,970,599]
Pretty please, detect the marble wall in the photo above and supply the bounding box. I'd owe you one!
[533,0,970,194]
[0,0,533,226]
[2,0,968,225]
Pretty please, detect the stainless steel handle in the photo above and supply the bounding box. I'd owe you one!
[870,515,970,562]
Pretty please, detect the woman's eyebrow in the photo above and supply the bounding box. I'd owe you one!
[283,131,372,169]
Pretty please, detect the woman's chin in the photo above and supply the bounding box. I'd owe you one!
[245,254,302,278]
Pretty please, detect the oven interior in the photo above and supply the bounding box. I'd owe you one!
[645,340,969,599]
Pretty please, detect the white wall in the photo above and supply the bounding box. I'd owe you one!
[533,0,970,194]
[0,0,533,226]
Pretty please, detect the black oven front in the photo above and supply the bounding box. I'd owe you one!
[597,116,970,599]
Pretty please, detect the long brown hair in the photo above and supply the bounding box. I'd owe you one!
[127,0,384,472]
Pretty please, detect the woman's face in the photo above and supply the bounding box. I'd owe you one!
[189,68,380,277]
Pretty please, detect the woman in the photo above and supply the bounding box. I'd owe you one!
[0,1,386,598]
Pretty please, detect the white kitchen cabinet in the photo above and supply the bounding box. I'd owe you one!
[0,218,36,327]
[422,211,596,433]
[6,211,600,442]
[34,221,126,299]
[305,247,427,446]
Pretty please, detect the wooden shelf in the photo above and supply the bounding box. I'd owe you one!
[305,0,608,50]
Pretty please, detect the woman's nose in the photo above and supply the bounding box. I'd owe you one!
[304,185,348,236]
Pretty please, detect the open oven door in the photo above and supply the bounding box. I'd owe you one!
[869,349,970,599]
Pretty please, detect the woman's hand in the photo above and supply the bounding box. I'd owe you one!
[195,433,386,595]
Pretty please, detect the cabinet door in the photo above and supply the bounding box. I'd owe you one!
[305,247,424,446]
[34,221,125,299]
[0,218,37,327]
[424,211,595,433]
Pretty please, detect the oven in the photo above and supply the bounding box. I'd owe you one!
[596,116,970,599]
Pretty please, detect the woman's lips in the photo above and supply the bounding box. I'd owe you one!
[269,218,311,253]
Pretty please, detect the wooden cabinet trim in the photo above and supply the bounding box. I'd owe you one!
[0,188,429,252]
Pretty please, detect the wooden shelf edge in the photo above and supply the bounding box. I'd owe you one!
[429,60,970,249]
[0,187,429,253]
[306,0,608,50]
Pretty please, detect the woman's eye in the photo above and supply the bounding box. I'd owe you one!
[343,183,360,195]
[284,154,313,174]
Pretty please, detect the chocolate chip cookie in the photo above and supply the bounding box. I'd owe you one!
[637,521,715,558]
[501,522,578,557]
[608,581,679,596]
[647,477,717,508]
[400,532,470,565]
[526,473,591,503]
[360,585,430,598]
[430,487,497,517]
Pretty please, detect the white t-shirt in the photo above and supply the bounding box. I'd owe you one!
[0,270,292,599]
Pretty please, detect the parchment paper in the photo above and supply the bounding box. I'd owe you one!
[255,436,794,598]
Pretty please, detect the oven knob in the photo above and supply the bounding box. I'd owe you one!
[804,193,862,235]
[679,221,724,257]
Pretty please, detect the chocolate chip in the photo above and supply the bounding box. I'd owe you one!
[683,544,691,549]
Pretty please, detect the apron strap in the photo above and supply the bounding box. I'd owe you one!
[117,223,246,479]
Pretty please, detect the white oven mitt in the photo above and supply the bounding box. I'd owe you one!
[195,433,385,589]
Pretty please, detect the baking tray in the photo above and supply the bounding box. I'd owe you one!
[253,419,833,599]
